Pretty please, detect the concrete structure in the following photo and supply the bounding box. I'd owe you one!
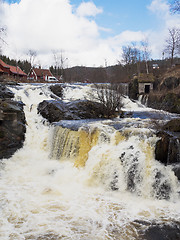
[138,82,153,94]
[137,73,155,94]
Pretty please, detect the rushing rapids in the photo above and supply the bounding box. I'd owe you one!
[0,83,180,240]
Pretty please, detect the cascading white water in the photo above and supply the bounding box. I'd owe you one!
[0,83,180,240]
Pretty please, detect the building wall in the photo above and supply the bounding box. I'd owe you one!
[0,65,10,75]
[28,70,37,81]
[139,83,153,94]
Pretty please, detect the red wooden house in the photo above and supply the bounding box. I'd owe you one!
[28,67,56,81]
[0,59,27,78]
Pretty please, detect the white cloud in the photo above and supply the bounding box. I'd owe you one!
[148,0,169,15]
[76,1,103,17]
[1,0,104,66]
[147,0,180,58]
[1,0,179,67]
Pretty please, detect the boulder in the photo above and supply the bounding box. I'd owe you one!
[163,119,180,132]
[140,223,180,240]
[0,85,14,99]
[37,99,108,123]
[155,131,180,165]
[172,164,180,180]
[0,99,26,159]
[49,84,63,99]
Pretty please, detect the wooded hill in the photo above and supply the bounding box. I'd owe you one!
[1,54,180,84]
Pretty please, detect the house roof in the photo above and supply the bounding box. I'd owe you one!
[0,59,10,69]
[9,65,27,76]
[0,59,27,76]
[33,68,53,77]
[137,73,155,83]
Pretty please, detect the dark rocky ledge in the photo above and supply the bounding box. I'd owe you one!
[37,99,111,123]
[0,85,26,159]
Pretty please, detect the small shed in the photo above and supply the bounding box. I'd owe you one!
[137,73,155,94]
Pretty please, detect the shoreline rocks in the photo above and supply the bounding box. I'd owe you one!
[0,84,26,159]
[155,119,180,180]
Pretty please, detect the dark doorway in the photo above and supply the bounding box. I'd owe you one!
[145,85,150,94]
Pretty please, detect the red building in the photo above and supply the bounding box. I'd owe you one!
[28,67,57,81]
[0,59,27,78]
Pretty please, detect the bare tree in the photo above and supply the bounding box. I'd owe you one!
[170,0,180,13]
[141,38,151,74]
[27,49,37,68]
[121,43,141,77]
[121,44,139,65]
[89,83,123,117]
[52,49,68,81]
[164,28,180,66]
[0,27,7,54]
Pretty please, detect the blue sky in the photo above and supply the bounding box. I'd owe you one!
[75,0,153,32]
[1,0,179,67]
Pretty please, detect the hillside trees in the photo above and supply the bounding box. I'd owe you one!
[121,40,151,78]
[0,55,31,74]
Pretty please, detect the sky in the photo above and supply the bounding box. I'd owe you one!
[0,0,180,67]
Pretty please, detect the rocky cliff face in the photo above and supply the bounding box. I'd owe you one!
[155,119,180,180]
[0,85,26,159]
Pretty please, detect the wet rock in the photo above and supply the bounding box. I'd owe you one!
[155,131,180,165]
[0,99,26,159]
[152,170,171,200]
[172,164,180,180]
[140,223,180,240]
[163,119,180,132]
[0,85,14,99]
[49,84,63,98]
[37,99,109,123]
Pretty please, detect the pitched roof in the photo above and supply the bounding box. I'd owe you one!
[0,59,10,69]
[33,68,52,77]
[0,59,27,76]
[9,65,27,76]
[137,73,155,83]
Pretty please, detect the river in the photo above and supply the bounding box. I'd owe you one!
[0,83,179,240]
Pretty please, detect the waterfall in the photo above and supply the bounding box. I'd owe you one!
[0,83,179,240]
[138,94,149,106]
[51,123,178,200]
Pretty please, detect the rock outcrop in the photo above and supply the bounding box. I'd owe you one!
[136,221,180,240]
[37,99,110,123]
[0,85,26,159]
[0,85,15,99]
[49,84,63,99]
[155,119,180,180]
[147,92,180,114]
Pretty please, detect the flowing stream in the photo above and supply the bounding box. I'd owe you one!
[0,83,180,240]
